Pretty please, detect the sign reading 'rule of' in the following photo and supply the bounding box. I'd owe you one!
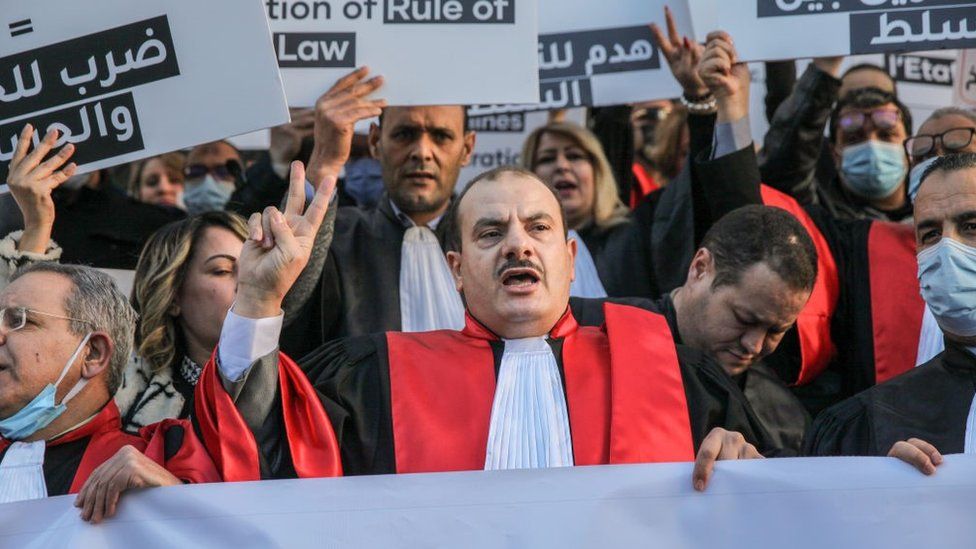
[268,0,539,106]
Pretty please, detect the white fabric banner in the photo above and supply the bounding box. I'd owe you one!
[3,455,976,548]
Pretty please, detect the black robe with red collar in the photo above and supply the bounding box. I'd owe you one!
[298,303,775,475]
[0,401,219,496]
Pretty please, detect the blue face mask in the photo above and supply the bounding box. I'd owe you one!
[918,238,976,338]
[183,175,233,215]
[840,140,908,200]
[0,333,92,441]
[907,156,939,204]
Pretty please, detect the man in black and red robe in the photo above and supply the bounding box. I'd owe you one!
[201,162,777,490]
[0,263,219,523]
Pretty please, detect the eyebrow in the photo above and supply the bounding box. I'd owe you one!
[470,212,556,234]
[204,254,238,264]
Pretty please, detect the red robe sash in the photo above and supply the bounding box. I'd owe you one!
[868,221,925,384]
[630,162,660,208]
[760,185,840,385]
[195,350,342,481]
[386,303,694,473]
[0,401,219,494]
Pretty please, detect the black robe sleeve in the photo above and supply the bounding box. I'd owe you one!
[802,394,878,457]
[300,334,396,476]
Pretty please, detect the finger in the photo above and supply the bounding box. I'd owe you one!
[907,438,944,466]
[302,173,335,234]
[21,128,59,173]
[247,212,264,243]
[268,208,299,258]
[323,66,370,98]
[334,106,386,126]
[889,441,937,475]
[10,124,33,166]
[650,24,675,59]
[707,38,738,65]
[692,430,723,492]
[348,75,385,99]
[665,6,681,47]
[283,160,307,218]
[261,207,275,249]
[49,163,78,190]
[102,466,136,521]
[706,30,734,44]
[740,443,763,460]
[34,143,75,180]
[87,458,127,523]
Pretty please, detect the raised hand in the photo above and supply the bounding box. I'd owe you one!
[6,124,77,253]
[269,108,316,168]
[74,446,181,524]
[307,66,386,189]
[234,160,336,319]
[698,31,752,122]
[691,427,763,492]
[650,6,708,98]
[888,438,944,476]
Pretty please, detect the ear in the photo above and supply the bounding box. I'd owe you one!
[446,250,464,292]
[686,248,714,287]
[80,332,114,381]
[368,122,381,159]
[460,131,476,168]
[565,235,578,283]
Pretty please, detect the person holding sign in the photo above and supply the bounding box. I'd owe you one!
[690,31,926,413]
[807,153,976,464]
[279,67,477,357]
[759,56,910,223]
[205,163,776,489]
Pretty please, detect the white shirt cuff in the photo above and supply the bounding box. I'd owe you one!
[217,308,283,382]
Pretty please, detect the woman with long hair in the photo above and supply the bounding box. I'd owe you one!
[522,122,654,298]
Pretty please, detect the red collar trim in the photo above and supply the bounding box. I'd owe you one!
[461,307,578,341]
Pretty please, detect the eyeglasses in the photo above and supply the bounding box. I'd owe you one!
[184,161,241,183]
[0,306,96,334]
[837,108,902,136]
[904,127,976,163]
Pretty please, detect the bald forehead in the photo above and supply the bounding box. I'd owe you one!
[919,114,976,135]
[382,106,465,131]
[915,168,976,224]
[458,174,563,232]
[0,271,71,312]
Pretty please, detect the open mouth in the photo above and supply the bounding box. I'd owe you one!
[500,268,541,288]
[553,179,578,192]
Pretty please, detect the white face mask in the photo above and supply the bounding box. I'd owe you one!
[918,237,976,338]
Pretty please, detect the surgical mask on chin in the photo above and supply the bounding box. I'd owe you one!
[840,140,908,200]
[918,238,976,338]
[183,175,233,215]
[0,333,92,441]
[907,156,939,204]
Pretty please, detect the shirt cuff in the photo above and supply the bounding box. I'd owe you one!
[711,116,754,160]
[217,308,283,382]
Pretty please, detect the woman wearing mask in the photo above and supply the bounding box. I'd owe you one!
[522,122,653,298]
[127,152,187,210]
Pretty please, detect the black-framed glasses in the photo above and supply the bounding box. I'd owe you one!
[0,306,96,333]
[904,127,976,163]
[838,108,901,135]
[184,161,241,183]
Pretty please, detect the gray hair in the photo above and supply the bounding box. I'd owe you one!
[919,152,976,192]
[10,262,137,395]
[925,107,976,126]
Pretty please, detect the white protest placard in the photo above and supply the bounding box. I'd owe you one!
[3,456,976,548]
[0,0,288,182]
[956,48,976,106]
[690,0,976,62]
[268,0,539,106]
[459,106,586,188]
[534,0,691,108]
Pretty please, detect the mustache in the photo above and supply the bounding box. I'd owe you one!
[496,258,545,279]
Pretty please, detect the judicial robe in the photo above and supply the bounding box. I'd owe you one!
[291,303,776,475]
[0,401,219,497]
[805,339,975,456]
[693,142,925,413]
[570,296,810,454]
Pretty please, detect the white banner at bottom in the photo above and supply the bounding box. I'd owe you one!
[3,455,975,548]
